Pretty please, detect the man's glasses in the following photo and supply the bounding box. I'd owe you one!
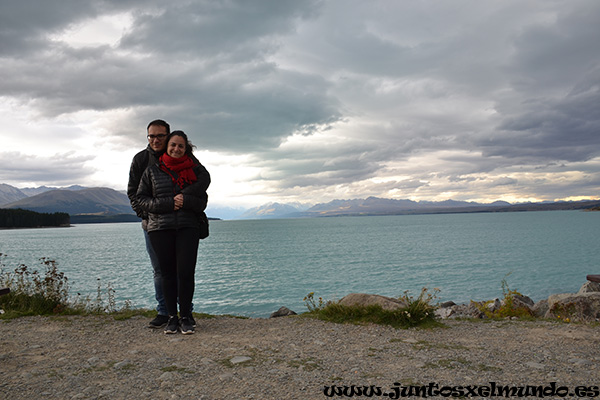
[147,134,167,140]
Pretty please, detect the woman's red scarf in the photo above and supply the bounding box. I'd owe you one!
[159,153,197,189]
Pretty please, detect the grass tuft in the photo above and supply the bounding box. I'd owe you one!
[302,288,442,329]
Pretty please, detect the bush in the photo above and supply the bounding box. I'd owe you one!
[0,255,70,317]
[0,253,143,319]
[475,274,533,319]
[303,288,441,329]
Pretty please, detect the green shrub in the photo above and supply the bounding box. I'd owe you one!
[303,288,441,329]
[303,292,330,312]
[476,274,533,319]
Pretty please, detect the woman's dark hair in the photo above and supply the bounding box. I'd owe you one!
[167,130,196,155]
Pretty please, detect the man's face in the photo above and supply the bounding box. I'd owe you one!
[147,125,168,152]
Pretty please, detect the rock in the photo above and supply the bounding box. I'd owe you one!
[512,294,534,307]
[434,302,486,319]
[525,361,545,370]
[338,293,408,311]
[506,294,535,314]
[230,356,252,365]
[439,301,456,308]
[113,360,131,369]
[435,307,454,319]
[464,302,486,318]
[218,373,234,381]
[159,371,174,381]
[545,292,600,321]
[487,298,501,312]
[532,299,549,318]
[578,281,600,294]
[270,306,297,318]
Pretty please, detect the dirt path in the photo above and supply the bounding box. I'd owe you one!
[1,315,599,399]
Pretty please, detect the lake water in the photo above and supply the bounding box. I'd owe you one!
[0,210,598,317]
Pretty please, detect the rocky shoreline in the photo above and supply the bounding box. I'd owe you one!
[320,278,600,323]
[434,279,600,322]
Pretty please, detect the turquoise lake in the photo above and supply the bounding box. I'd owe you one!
[0,210,598,317]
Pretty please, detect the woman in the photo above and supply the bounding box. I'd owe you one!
[137,130,210,334]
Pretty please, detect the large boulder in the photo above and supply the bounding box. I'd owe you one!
[578,281,600,294]
[510,294,534,307]
[338,293,408,311]
[545,292,600,321]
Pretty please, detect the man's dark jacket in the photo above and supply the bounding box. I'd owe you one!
[127,145,162,225]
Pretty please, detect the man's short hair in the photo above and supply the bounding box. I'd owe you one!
[147,119,170,134]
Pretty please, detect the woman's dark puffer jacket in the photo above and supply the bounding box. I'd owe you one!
[136,162,210,232]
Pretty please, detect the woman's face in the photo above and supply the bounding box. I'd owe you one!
[167,135,186,158]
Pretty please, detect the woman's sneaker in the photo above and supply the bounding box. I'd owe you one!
[164,316,179,334]
[180,317,195,335]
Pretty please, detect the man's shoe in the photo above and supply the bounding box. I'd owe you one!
[180,317,195,335]
[164,316,179,334]
[189,315,196,327]
[148,314,169,329]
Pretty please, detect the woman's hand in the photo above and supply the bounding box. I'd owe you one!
[174,194,184,210]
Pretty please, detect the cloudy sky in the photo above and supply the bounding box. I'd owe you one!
[1,0,599,209]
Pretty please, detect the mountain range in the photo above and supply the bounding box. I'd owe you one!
[233,196,600,219]
[237,202,312,219]
[1,183,599,220]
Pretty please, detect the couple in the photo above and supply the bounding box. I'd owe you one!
[127,119,210,335]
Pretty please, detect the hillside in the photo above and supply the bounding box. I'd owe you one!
[0,183,27,205]
[3,187,133,215]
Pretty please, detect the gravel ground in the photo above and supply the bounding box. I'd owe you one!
[1,315,599,399]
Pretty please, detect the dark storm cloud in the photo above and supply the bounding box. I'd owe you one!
[0,0,340,152]
[480,2,600,164]
[490,85,600,162]
[0,0,92,55]
[119,1,319,57]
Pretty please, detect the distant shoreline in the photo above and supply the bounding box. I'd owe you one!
[0,224,71,230]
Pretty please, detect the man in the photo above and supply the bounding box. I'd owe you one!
[127,119,194,328]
